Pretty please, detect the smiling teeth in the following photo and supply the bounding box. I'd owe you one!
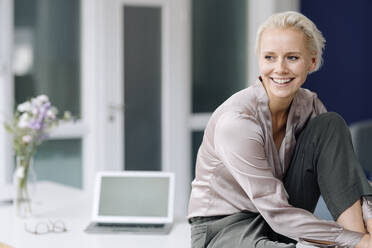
[273,78,291,84]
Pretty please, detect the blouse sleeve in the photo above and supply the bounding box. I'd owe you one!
[362,196,372,222]
[362,181,372,222]
[214,112,363,247]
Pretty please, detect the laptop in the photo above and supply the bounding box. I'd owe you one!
[84,171,175,234]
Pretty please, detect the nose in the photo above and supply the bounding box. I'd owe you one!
[274,58,289,74]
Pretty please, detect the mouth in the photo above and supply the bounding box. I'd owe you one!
[270,77,294,85]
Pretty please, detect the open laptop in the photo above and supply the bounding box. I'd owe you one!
[85,171,175,234]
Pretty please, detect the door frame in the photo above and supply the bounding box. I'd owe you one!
[101,0,191,217]
[102,0,171,172]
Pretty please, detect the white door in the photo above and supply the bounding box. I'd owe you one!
[101,0,191,217]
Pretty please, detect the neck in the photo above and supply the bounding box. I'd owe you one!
[269,97,291,151]
[259,76,293,121]
[269,96,292,121]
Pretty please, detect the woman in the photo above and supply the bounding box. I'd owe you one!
[188,11,372,247]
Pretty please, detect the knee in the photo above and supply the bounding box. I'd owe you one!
[311,112,348,131]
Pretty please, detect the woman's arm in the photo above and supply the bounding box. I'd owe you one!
[214,112,363,246]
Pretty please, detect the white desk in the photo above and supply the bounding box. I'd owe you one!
[0,182,190,248]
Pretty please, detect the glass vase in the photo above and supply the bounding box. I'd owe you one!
[13,156,37,218]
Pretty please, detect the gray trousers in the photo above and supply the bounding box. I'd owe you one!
[190,112,372,248]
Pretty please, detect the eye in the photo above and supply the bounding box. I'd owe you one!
[264,55,274,61]
[287,56,299,61]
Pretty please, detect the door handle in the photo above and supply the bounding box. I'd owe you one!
[108,103,125,111]
[108,103,124,122]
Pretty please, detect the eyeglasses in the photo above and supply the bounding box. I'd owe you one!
[24,220,67,235]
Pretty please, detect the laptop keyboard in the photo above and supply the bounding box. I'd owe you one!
[97,223,165,229]
[85,222,171,234]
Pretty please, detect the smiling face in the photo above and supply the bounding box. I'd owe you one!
[258,27,317,103]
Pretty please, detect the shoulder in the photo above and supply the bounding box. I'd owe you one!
[296,87,318,100]
[296,88,327,113]
[215,110,263,147]
[219,83,261,117]
[205,81,264,143]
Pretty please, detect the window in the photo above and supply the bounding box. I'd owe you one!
[12,0,83,188]
[123,6,162,171]
[191,0,247,178]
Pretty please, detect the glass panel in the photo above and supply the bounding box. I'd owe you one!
[34,139,82,188]
[192,0,247,113]
[14,0,81,117]
[191,131,204,180]
[123,6,162,171]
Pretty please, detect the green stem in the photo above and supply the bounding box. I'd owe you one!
[15,155,33,217]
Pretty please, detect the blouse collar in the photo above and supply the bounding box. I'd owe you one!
[254,76,301,132]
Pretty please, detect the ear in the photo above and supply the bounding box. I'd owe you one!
[308,56,317,73]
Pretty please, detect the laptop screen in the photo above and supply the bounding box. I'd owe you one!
[98,176,169,217]
[92,171,174,224]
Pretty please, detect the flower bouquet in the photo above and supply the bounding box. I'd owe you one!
[4,94,70,217]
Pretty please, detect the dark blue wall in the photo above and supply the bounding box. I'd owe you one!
[301,1,372,124]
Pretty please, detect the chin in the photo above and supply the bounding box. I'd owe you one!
[268,84,297,98]
[273,92,296,99]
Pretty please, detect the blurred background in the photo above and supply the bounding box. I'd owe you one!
[0,0,371,218]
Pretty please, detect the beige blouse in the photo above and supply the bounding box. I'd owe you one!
[188,79,367,247]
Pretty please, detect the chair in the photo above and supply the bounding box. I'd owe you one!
[350,120,372,179]
[314,119,372,220]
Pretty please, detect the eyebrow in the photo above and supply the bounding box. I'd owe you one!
[262,51,303,55]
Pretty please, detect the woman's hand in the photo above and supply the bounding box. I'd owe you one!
[366,218,372,234]
[355,217,372,248]
[355,234,371,248]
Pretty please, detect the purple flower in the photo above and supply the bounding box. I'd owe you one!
[29,120,41,130]
[7,94,70,158]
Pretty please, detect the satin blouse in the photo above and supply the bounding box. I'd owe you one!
[188,79,369,246]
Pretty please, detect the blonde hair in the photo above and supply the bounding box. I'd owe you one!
[255,11,326,72]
